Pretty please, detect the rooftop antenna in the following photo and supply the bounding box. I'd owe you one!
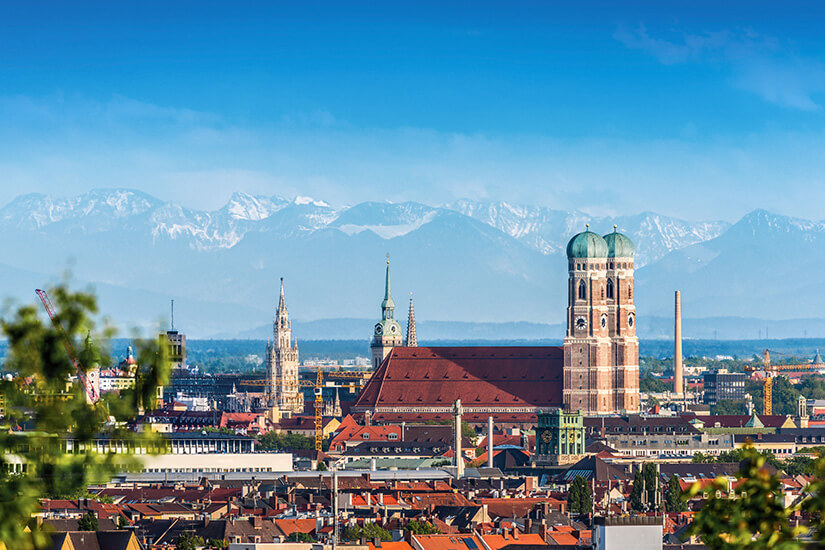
[171,299,175,331]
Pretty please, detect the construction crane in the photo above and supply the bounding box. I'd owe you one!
[314,364,323,452]
[747,349,824,415]
[35,289,99,403]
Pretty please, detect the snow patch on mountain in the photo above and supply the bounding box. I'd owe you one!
[337,211,438,239]
[450,199,729,266]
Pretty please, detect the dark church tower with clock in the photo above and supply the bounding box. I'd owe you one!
[371,256,403,369]
[564,226,639,415]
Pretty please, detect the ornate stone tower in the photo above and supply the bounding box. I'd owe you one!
[266,278,304,414]
[371,256,403,368]
[604,227,640,414]
[564,226,613,415]
[406,292,418,347]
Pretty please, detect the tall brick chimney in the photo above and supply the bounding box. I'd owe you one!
[674,291,683,395]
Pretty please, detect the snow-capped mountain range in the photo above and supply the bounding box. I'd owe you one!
[0,188,819,339]
[0,189,726,262]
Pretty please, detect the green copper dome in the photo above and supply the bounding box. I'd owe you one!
[566,230,608,259]
[603,229,635,258]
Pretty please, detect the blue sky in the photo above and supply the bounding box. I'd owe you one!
[2,1,825,220]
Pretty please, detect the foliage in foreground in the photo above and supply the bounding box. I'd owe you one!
[687,449,803,549]
[0,283,170,549]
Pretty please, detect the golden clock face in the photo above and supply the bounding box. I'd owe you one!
[541,431,552,443]
[568,433,576,443]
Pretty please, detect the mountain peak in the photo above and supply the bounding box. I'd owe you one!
[222,192,288,221]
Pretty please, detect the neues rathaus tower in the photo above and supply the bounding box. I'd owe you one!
[266,278,304,414]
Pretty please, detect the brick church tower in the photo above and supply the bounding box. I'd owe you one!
[604,226,640,414]
[564,226,639,415]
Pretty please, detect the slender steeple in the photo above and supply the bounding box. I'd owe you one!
[381,254,395,320]
[406,292,418,347]
[275,277,291,338]
[333,387,342,417]
[278,277,287,314]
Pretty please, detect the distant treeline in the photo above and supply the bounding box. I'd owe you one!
[4,337,825,372]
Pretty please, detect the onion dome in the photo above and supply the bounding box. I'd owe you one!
[604,226,635,258]
[566,225,609,259]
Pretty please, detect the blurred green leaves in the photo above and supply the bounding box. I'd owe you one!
[0,283,169,549]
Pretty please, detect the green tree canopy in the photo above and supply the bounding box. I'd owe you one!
[630,463,659,512]
[687,447,805,549]
[286,532,315,543]
[712,399,749,416]
[403,521,440,535]
[567,475,592,515]
[257,431,315,451]
[0,283,170,549]
[342,522,391,542]
[175,533,206,550]
[77,512,98,532]
[747,376,800,416]
[664,475,687,513]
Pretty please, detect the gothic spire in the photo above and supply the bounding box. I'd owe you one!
[278,277,286,312]
[406,292,418,347]
[381,254,395,319]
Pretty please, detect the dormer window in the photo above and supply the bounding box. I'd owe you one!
[362,433,370,440]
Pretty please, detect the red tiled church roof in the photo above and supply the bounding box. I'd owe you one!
[353,346,564,413]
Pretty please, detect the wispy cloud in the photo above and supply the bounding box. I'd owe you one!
[615,24,825,112]
[3,93,825,221]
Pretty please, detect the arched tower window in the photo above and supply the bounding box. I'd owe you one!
[578,280,586,300]
[606,278,614,299]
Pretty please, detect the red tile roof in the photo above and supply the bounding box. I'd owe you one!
[414,534,486,550]
[481,534,548,549]
[353,347,564,415]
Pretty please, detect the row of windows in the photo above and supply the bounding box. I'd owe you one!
[571,262,633,270]
[576,279,632,300]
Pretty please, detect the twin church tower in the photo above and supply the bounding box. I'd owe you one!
[564,226,639,415]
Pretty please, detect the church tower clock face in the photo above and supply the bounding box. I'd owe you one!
[575,316,587,330]
[374,324,383,335]
[628,313,635,328]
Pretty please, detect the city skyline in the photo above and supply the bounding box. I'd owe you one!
[2,2,825,220]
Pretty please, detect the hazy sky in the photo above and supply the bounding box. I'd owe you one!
[2,1,825,221]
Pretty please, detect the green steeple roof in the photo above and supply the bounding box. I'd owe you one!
[381,255,395,318]
[566,226,608,259]
[744,412,764,428]
[603,226,636,258]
